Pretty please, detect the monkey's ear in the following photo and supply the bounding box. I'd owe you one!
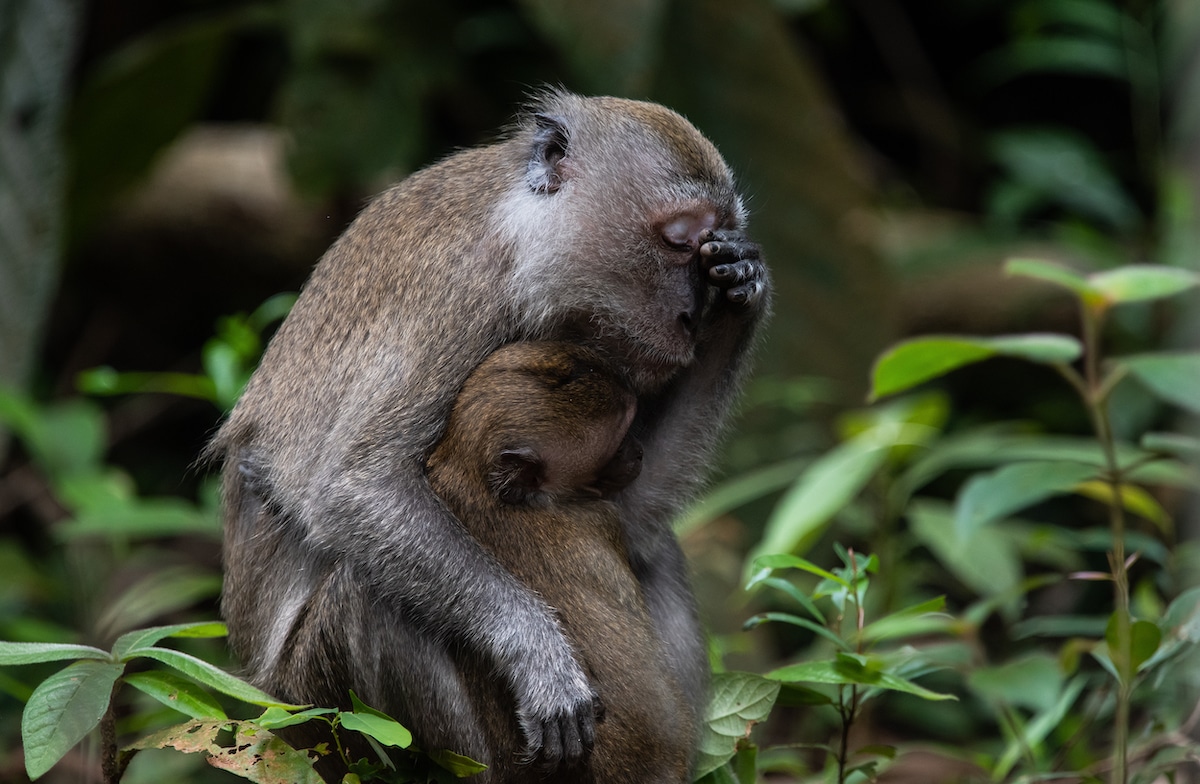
[490,447,545,505]
[527,113,569,195]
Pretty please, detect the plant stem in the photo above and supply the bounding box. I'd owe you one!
[101,686,118,784]
[1080,304,1131,784]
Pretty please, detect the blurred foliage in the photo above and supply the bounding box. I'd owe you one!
[1,0,1199,780]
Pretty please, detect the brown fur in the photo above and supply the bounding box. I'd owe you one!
[211,89,769,781]
[426,341,692,783]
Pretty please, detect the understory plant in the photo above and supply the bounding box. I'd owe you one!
[716,258,1200,782]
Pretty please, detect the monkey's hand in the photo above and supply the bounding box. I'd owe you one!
[516,681,603,770]
[699,229,768,311]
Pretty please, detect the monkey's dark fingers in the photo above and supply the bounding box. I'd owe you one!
[707,259,758,287]
[728,279,767,307]
[699,229,760,265]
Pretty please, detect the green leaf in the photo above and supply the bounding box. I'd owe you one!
[871,334,1082,400]
[1088,265,1200,306]
[58,498,218,540]
[954,461,1098,537]
[993,677,1086,779]
[909,500,1023,602]
[1105,613,1163,677]
[1005,257,1094,297]
[342,690,413,748]
[0,641,110,666]
[676,457,808,535]
[968,653,1064,713]
[746,576,827,625]
[1120,352,1200,414]
[22,660,125,779]
[767,659,956,701]
[744,612,850,651]
[693,672,780,778]
[131,718,324,783]
[339,711,413,749]
[1141,432,1200,460]
[1073,480,1171,535]
[112,622,228,660]
[860,596,954,643]
[124,671,227,720]
[1163,587,1200,644]
[131,647,302,708]
[749,554,846,587]
[752,423,929,564]
[76,368,217,401]
[255,705,337,730]
[427,747,489,776]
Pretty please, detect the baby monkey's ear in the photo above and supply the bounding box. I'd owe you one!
[489,447,545,505]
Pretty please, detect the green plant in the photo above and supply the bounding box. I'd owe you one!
[870,259,1200,782]
[0,621,479,783]
[745,546,957,782]
[697,258,1200,782]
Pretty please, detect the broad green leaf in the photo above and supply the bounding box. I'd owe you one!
[910,500,1024,602]
[76,368,216,401]
[112,622,228,660]
[746,576,827,625]
[339,711,412,748]
[693,672,779,778]
[255,705,336,730]
[22,660,124,779]
[1105,613,1163,677]
[1141,432,1200,460]
[968,653,1064,713]
[428,747,489,776]
[96,569,223,638]
[982,37,1127,83]
[993,677,1086,779]
[1088,265,1200,306]
[124,671,227,719]
[989,129,1139,230]
[58,498,218,540]
[743,612,849,651]
[1163,587,1200,644]
[132,647,302,708]
[0,641,110,666]
[676,457,808,535]
[1073,481,1171,535]
[752,423,930,565]
[767,659,956,701]
[954,461,1098,537]
[748,554,846,588]
[871,334,1081,400]
[1005,257,1093,296]
[1120,352,1200,414]
[1011,614,1109,639]
[860,596,955,643]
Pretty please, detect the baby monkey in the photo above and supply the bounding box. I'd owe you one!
[426,341,695,784]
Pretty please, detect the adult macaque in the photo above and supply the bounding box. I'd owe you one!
[426,340,692,782]
[212,89,769,775]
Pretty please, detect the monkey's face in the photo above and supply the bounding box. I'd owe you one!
[504,93,749,393]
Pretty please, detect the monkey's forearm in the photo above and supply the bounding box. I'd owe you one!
[300,470,600,763]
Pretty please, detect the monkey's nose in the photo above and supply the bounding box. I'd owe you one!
[678,309,698,336]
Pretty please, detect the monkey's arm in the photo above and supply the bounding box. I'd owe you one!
[615,229,770,708]
[312,461,601,765]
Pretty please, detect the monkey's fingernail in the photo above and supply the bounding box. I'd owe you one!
[712,264,730,278]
